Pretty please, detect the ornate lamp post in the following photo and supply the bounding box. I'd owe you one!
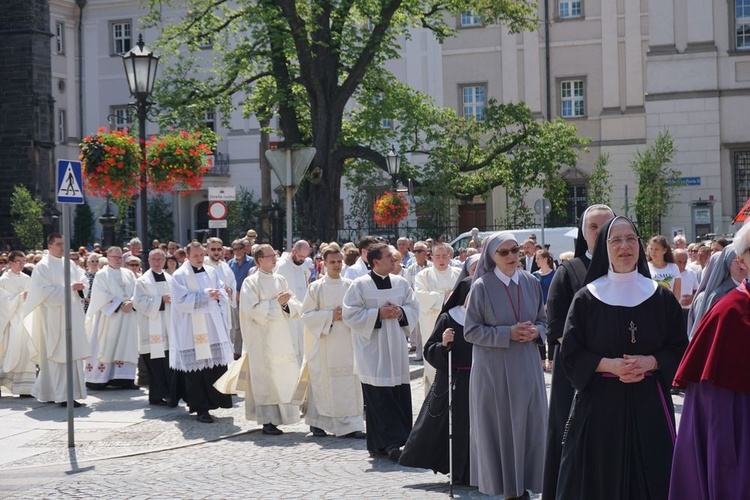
[122,34,159,269]
[385,146,401,239]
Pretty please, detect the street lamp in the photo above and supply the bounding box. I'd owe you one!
[122,34,159,270]
[385,146,401,239]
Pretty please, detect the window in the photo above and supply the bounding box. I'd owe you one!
[736,0,750,50]
[560,79,585,118]
[57,109,67,144]
[734,151,750,214]
[461,85,486,121]
[460,12,482,27]
[380,118,393,129]
[204,110,216,132]
[55,22,65,54]
[559,1,583,19]
[110,106,132,131]
[111,21,132,55]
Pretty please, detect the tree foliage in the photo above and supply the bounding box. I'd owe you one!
[632,131,680,239]
[142,0,550,240]
[226,187,261,241]
[147,194,176,243]
[588,153,613,207]
[10,185,44,250]
[73,202,96,248]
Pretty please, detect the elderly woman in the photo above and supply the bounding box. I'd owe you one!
[464,232,547,499]
[557,216,688,499]
[669,222,750,500]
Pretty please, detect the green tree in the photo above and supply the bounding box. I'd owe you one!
[632,131,680,239]
[588,153,614,207]
[10,185,44,250]
[72,201,96,248]
[226,187,261,241]
[143,0,538,240]
[147,194,175,243]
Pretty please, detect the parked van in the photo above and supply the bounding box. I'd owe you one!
[450,227,577,259]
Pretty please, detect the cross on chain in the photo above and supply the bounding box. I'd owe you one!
[629,321,637,344]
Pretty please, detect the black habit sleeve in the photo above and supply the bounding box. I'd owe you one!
[423,313,451,371]
[560,291,603,391]
[546,258,587,344]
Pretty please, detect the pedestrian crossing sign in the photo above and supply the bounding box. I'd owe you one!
[56,160,84,204]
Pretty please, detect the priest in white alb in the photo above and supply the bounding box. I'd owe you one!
[239,244,302,436]
[414,242,461,396]
[300,245,365,438]
[203,237,237,337]
[84,246,139,390]
[343,243,419,462]
[133,249,174,406]
[0,251,35,396]
[24,233,89,407]
[170,241,234,423]
[275,239,311,365]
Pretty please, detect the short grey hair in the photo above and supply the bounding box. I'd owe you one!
[129,238,142,246]
[733,223,750,257]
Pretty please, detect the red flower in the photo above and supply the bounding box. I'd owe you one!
[373,192,409,226]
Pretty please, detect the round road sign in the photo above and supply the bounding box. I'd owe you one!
[208,201,228,220]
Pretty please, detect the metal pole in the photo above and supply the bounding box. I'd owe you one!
[540,198,546,247]
[63,204,75,448]
[138,100,149,270]
[392,175,399,240]
[286,148,293,252]
[447,345,453,498]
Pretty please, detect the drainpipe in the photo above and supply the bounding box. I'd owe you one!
[544,0,551,121]
[76,0,86,139]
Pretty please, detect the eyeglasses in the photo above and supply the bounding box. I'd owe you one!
[496,246,521,257]
[607,235,640,247]
[688,249,698,254]
[209,248,223,252]
[127,263,140,268]
[414,249,427,253]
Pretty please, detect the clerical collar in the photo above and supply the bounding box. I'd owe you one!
[191,265,205,273]
[153,271,166,282]
[587,269,657,307]
[493,267,519,286]
[372,270,389,280]
[259,269,274,275]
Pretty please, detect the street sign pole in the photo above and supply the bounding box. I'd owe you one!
[286,149,293,252]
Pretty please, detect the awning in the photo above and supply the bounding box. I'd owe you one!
[733,197,750,224]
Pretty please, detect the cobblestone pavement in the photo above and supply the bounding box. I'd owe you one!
[0,360,683,499]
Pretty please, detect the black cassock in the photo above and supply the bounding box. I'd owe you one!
[557,286,687,500]
[399,312,472,485]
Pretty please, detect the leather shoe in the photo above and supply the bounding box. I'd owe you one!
[368,449,388,458]
[59,401,84,408]
[310,426,327,437]
[387,447,402,462]
[342,431,366,439]
[149,398,169,406]
[262,423,283,435]
[197,412,214,423]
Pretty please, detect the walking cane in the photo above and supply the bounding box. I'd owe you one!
[447,338,454,498]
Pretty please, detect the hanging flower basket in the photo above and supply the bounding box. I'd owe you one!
[373,191,409,226]
[147,131,215,194]
[79,127,141,200]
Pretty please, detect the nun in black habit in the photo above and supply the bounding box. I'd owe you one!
[399,254,479,485]
[556,216,688,499]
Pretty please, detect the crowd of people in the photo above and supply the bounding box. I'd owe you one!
[0,214,747,499]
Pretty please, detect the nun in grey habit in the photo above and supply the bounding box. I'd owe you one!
[464,231,547,499]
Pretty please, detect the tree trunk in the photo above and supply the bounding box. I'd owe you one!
[296,137,343,242]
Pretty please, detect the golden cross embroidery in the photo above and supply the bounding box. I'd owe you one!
[194,334,209,344]
[629,321,637,344]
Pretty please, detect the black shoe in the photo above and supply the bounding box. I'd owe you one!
[18,394,34,398]
[387,447,402,462]
[262,423,283,435]
[86,382,107,390]
[368,449,388,458]
[342,431,366,439]
[310,426,327,437]
[197,412,214,423]
[149,398,169,406]
[59,401,84,408]
[119,383,141,390]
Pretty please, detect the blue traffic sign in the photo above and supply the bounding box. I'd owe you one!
[56,160,84,204]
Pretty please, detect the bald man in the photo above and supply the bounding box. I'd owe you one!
[275,240,312,364]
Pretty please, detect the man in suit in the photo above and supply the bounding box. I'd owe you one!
[522,239,540,273]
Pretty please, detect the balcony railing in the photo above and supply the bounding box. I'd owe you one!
[207,152,230,176]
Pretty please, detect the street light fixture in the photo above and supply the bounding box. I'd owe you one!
[385,146,401,239]
[122,34,159,270]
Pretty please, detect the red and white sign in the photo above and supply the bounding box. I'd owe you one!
[208,201,228,220]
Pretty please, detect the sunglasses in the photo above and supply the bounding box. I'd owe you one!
[496,246,521,257]
[127,263,140,267]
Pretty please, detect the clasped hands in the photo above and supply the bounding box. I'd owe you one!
[379,301,402,320]
[277,290,292,307]
[601,355,658,383]
[332,306,343,322]
[510,321,539,343]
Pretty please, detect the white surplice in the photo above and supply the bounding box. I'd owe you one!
[342,273,419,387]
[0,270,35,394]
[169,262,233,372]
[414,265,460,394]
[275,255,310,365]
[23,255,89,403]
[301,275,364,436]
[84,266,138,383]
[238,270,302,425]
[204,257,237,332]
[133,270,172,357]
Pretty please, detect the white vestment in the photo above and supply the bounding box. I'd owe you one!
[342,257,368,281]
[23,255,88,403]
[133,270,173,357]
[0,271,35,394]
[414,265,461,394]
[84,266,138,383]
[238,270,302,425]
[342,273,419,387]
[301,275,364,436]
[275,255,310,365]
[204,257,237,332]
[169,262,233,372]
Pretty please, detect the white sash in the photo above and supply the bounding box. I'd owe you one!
[143,277,166,359]
[185,269,212,360]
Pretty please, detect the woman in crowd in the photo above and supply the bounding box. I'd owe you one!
[557,216,688,499]
[464,232,547,499]
[533,249,556,371]
[669,223,750,500]
[165,255,178,275]
[399,254,480,485]
[647,235,681,301]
